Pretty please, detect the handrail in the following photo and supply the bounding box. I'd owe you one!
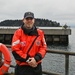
[6,45,75,75]
[42,71,61,75]
[47,49,75,75]
[6,45,75,55]
[47,49,75,55]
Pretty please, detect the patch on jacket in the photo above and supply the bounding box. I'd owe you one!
[12,40,20,46]
[36,40,41,46]
[20,41,26,46]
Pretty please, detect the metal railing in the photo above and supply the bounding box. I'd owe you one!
[47,49,75,75]
[6,45,75,75]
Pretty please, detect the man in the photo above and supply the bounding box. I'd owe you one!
[11,11,47,75]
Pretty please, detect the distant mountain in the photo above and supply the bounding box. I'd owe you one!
[0,18,61,27]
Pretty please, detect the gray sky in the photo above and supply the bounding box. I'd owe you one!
[0,0,75,26]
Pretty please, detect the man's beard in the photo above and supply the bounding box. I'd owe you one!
[25,23,33,29]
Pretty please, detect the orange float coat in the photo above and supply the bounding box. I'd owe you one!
[11,27,47,66]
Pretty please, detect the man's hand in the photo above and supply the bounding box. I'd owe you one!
[27,57,37,67]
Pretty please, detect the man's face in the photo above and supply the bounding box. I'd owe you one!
[23,17,35,29]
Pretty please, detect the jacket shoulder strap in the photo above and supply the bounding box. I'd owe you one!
[27,35,38,55]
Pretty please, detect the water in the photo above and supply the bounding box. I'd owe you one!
[8,28,75,75]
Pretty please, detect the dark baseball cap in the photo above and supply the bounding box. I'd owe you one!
[24,12,34,19]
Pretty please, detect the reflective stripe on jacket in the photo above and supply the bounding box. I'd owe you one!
[11,28,47,66]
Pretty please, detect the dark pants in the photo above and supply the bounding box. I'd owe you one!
[15,63,42,75]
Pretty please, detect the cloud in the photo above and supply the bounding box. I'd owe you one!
[0,0,75,26]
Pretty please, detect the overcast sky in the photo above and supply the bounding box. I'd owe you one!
[0,0,75,26]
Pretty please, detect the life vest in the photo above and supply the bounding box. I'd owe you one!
[0,43,11,75]
[12,28,47,66]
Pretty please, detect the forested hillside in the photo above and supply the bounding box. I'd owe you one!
[0,18,61,27]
